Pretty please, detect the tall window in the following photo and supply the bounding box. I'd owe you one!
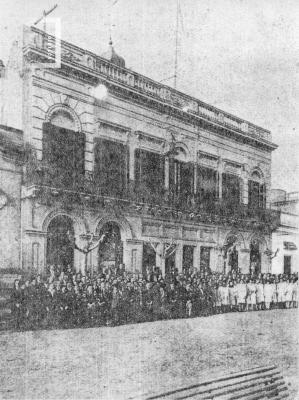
[42,121,85,189]
[248,173,266,208]
[222,173,241,206]
[135,149,165,201]
[197,166,217,205]
[169,159,194,205]
[94,138,128,197]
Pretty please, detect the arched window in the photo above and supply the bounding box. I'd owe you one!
[248,169,266,209]
[50,109,76,130]
[42,108,85,189]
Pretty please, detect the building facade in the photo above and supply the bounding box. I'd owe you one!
[0,26,280,276]
[271,190,299,274]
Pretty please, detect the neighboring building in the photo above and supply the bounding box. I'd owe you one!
[0,25,280,275]
[0,125,24,270]
[271,190,299,274]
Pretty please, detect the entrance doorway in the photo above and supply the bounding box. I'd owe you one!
[284,256,291,275]
[98,222,123,273]
[228,246,239,273]
[46,215,74,271]
[165,248,176,279]
[142,242,157,276]
[183,245,194,276]
[250,240,261,275]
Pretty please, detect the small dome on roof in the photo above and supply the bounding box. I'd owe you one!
[101,39,125,68]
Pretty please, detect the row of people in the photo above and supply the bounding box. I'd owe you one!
[10,268,298,330]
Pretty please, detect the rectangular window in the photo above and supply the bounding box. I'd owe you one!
[135,149,165,199]
[183,245,194,275]
[42,122,85,189]
[284,255,291,275]
[248,180,266,208]
[32,243,40,270]
[94,138,129,197]
[222,173,241,206]
[197,166,217,204]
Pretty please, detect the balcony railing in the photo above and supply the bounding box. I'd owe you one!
[23,26,272,143]
[24,166,280,231]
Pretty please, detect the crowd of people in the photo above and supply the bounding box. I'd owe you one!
[10,264,298,331]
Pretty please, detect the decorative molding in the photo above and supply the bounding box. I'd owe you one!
[45,103,82,132]
[25,229,47,237]
[135,130,165,146]
[197,151,219,169]
[24,26,277,153]
[97,118,131,134]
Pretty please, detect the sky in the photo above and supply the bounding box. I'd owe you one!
[0,0,298,192]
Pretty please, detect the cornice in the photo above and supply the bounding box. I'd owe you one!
[23,27,278,153]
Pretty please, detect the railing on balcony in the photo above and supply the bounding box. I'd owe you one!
[23,26,272,143]
[24,165,280,230]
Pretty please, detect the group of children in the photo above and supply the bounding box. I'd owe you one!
[215,275,298,313]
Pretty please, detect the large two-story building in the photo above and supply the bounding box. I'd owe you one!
[0,25,280,276]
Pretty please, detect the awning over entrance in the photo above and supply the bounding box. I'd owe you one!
[283,241,297,250]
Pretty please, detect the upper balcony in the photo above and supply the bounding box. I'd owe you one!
[22,26,275,149]
[23,165,281,233]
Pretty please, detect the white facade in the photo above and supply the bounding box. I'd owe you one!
[0,26,280,276]
[271,191,299,274]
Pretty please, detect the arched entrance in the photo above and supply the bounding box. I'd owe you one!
[46,215,74,270]
[98,222,123,272]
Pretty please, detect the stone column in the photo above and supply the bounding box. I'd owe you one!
[194,244,201,271]
[210,247,219,272]
[218,172,223,200]
[165,157,169,189]
[129,144,135,182]
[216,158,223,200]
[155,243,165,275]
[194,164,197,194]
[175,242,183,273]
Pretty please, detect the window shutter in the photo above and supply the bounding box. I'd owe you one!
[222,173,240,205]
[42,122,85,188]
[94,138,128,197]
[134,148,141,187]
[197,166,217,203]
[259,184,266,208]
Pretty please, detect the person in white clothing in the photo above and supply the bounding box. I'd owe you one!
[219,281,229,313]
[236,279,247,312]
[285,278,293,309]
[277,277,287,308]
[292,278,298,308]
[228,280,237,311]
[264,279,274,310]
[272,279,278,309]
[256,279,264,310]
[246,279,257,311]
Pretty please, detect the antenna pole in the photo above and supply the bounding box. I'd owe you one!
[34,4,58,30]
[174,0,179,89]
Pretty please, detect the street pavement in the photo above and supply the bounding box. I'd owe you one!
[0,309,298,400]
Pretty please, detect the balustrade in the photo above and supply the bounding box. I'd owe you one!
[25,26,271,143]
